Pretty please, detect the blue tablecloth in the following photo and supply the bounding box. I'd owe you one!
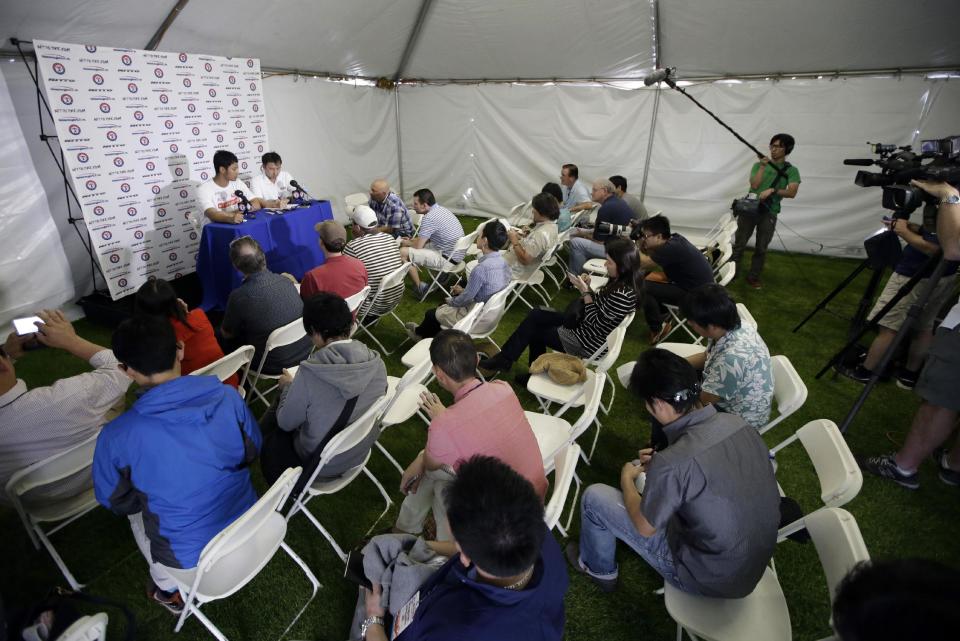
[197,200,334,311]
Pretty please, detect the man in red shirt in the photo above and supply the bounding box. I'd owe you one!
[394,330,547,541]
[300,220,368,301]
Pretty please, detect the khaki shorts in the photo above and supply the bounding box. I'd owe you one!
[915,326,960,411]
[407,246,451,270]
[435,303,473,328]
[869,272,957,331]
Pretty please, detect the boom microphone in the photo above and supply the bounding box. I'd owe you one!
[842,159,876,166]
[643,68,674,86]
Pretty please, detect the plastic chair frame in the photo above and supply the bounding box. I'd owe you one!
[354,263,412,355]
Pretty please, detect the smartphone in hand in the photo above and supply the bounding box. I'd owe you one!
[12,316,43,336]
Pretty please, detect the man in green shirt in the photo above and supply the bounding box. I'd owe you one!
[731,133,801,288]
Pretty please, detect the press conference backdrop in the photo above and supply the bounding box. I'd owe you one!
[35,40,269,301]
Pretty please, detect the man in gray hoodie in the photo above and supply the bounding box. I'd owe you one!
[260,292,388,484]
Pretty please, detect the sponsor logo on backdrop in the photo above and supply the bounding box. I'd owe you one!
[140,136,150,146]
[159,93,169,104]
[77,152,89,163]
[183,78,191,87]
[252,104,259,112]
[133,110,144,120]
[122,54,132,66]
[168,252,178,261]
[114,157,124,167]
[191,126,200,135]
[128,83,138,93]
[232,98,239,106]
[92,73,104,85]
[86,45,97,53]
[241,161,248,170]
[238,141,245,149]
[200,170,209,180]
[169,143,178,152]
[178,53,188,63]
[163,230,172,239]
[134,230,144,239]
[212,111,220,120]
[85,179,97,191]
[53,63,65,75]
[246,59,254,68]
[208,88,216,97]
[152,185,161,194]
[109,254,120,264]
[204,63,213,72]
[118,278,128,287]
[154,68,164,78]
[61,93,73,105]
[216,134,223,143]
[140,252,150,261]
[196,150,204,159]
[146,161,155,170]
[69,124,82,135]
[189,232,197,240]
[99,102,110,113]
[228,75,236,84]
[93,205,105,215]
[101,231,112,240]
[127,206,137,216]
[164,119,174,129]
[174,167,183,176]
[179,189,188,198]
[120,183,131,193]
[106,130,118,141]
[157,208,167,217]
[187,103,196,112]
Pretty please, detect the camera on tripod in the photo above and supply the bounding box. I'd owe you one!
[845,135,960,217]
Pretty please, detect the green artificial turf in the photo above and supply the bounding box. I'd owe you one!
[3,218,958,640]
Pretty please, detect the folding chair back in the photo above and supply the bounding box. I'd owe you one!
[190,344,255,391]
[357,263,409,325]
[713,240,734,271]
[716,261,736,287]
[344,192,368,213]
[797,419,862,508]
[452,301,486,333]
[806,507,870,604]
[760,355,808,435]
[346,285,372,314]
[736,303,758,330]
[187,466,303,601]
[470,281,518,338]
[544,443,581,532]
[587,312,635,372]
[568,372,606,442]
[58,612,109,641]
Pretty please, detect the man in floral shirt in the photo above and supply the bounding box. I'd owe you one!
[679,284,773,430]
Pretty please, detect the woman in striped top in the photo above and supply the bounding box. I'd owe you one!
[479,237,642,375]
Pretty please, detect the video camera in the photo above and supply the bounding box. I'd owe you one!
[845,135,960,217]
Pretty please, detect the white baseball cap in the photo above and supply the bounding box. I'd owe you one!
[351,204,378,228]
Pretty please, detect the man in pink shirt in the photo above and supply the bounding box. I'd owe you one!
[300,220,368,301]
[395,330,547,541]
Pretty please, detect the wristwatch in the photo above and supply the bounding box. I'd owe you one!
[361,615,385,639]
[941,194,960,206]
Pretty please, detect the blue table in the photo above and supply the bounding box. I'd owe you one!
[197,200,334,311]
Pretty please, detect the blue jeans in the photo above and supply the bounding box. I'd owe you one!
[568,236,606,276]
[578,483,686,590]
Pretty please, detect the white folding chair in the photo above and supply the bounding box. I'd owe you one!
[759,355,808,436]
[805,508,871,620]
[400,301,486,369]
[6,434,101,590]
[582,257,607,277]
[377,356,435,473]
[246,318,307,408]
[711,239,734,275]
[466,281,518,350]
[769,419,863,542]
[684,212,736,249]
[190,345,255,398]
[420,230,479,299]
[346,285,372,314]
[526,371,606,467]
[505,242,561,313]
[409,210,423,234]
[527,312,634,426]
[737,303,758,330]
[344,192,368,213]
[508,201,532,226]
[543,443,581,537]
[165,467,320,641]
[286,396,392,561]
[716,261,737,287]
[354,263,410,355]
[58,612,109,641]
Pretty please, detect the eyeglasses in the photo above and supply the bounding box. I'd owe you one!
[769,143,785,149]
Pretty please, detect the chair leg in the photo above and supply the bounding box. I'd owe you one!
[35,526,83,591]
[361,466,394,536]
[298,502,348,562]
[375,441,405,475]
[180,602,228,641]
[587,418,602,461]
[277,541,322,641]
[561,473,581,534]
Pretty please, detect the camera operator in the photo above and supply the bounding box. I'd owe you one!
[840,216,958,387]
[730,134,801,289]
[567,179,633,276]
[861,179,960,489]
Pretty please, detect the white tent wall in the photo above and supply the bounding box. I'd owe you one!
[0,62,77,327]
[262,75,399,222]
[399,77,960,257]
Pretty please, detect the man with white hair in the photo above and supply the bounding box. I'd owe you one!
[567,178,634,275]
[344,205,405,321]
[369,179,413,238]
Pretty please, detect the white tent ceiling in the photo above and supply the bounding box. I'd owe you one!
[2,0,957,80]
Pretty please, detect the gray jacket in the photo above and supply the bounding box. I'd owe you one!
[276,339,387,476]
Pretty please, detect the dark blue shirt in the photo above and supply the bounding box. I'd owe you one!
[894,228,959,278]
[593,195,635,242]
[395,530,568,641]
[652,234,716,290]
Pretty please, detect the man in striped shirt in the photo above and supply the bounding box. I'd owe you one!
[400,188,466,299]
[406,221,512,339]
[369,179,414,238]
[345,205,406,323]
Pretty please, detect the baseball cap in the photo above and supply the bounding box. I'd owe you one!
[350,204,378,229]
[315,219,347,246]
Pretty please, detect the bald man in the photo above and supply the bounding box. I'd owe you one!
[567,178,634,275]
[368,179,414,238]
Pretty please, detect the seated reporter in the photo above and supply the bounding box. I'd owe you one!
[405,220,512,340]
[566,349,780,595]
[361,455,568,641]
[479,237,641,378]
[637,215,715,343]
[259,293,387,485]
[680,284,773,431]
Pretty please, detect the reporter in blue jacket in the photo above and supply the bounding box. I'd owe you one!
[93,316,261,613]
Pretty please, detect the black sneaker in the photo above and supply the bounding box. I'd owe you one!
[932,447,960,486]
[564,542,618,592]
[895,367,919,390]
[149,584,185,614]
[858,454,920,490]
[837,364,874,384]
[478,353,513,372]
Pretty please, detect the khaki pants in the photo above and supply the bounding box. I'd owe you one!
[394,468,456,541]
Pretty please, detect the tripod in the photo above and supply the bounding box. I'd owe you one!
[814,250,947,433]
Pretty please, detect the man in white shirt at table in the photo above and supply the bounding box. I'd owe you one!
[195,150,264,225]
[248,151,300,209]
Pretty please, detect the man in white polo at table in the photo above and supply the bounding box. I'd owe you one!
[195,150,264,224]
[248,151,300,208]
[399,188,466,299]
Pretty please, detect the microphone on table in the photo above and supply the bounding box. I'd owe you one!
[643,67,676,87]
[289,180,309,200]
[234,190,251,214]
